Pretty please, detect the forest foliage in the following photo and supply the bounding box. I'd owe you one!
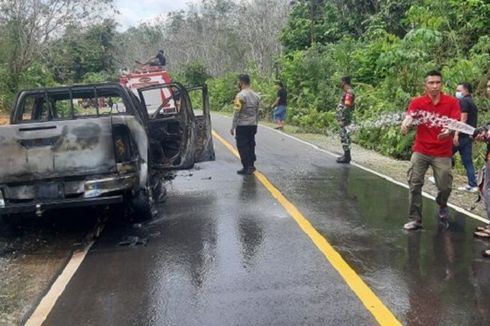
[0,0,489,165]
[277,0,490,161]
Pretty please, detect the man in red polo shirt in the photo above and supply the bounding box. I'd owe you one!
[401,70,461,230]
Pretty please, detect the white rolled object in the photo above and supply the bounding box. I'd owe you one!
[444,119,475,136]
[401,115,413,129]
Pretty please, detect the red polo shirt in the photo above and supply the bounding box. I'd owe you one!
[407,93,461,157]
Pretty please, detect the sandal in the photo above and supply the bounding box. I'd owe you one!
[482,249,490,258]
[474,231,490,238]
[403,220,422,231]
[475,225,490,232]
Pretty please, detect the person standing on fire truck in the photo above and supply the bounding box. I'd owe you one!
[137,49,166,67]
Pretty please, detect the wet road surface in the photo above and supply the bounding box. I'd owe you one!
[34,115,490,325]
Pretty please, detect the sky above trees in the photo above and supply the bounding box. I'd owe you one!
[114,0,201,30]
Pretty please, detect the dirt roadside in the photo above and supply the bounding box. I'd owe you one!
[262,122,488,222]
[0,114,8,125]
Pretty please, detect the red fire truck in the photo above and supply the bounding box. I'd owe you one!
[119,67,177,115]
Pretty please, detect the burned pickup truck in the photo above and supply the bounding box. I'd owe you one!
[0,82,214,221]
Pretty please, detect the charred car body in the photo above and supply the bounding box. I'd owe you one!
[0,82,214,221]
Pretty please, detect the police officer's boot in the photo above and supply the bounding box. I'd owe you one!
[336,150,351,164]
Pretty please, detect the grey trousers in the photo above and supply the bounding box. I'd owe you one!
[407,152,453,221]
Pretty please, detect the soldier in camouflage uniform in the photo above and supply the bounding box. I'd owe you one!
[336,76,355,163]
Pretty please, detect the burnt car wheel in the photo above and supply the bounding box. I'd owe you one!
[1,213,10,223]
[128,189,154,222]
[0,213,21,229]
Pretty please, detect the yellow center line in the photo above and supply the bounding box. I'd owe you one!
[212,130,401,326]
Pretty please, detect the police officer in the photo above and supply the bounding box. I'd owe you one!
[336,76,355,163]
[230,74,260,175]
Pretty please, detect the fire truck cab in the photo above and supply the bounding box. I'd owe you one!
[120,67,175,115]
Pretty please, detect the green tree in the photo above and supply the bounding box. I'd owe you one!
[183,62,211,87]
[0,0,115,87]
[46,19,118,83]
[275,0,490,159]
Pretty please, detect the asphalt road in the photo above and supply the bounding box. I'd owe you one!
[14,115,490,325]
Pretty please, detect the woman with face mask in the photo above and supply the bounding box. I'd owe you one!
[453,82,478,192]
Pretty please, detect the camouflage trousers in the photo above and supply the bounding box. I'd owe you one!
[336,105,352,152]
[339,126,351,152]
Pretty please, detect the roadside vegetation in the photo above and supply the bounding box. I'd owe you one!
[0,0,489,169]
[276,0,490,164]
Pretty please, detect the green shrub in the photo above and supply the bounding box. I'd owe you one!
[182,62,210,87]
[81,71,112,84]
[207,72,240,112]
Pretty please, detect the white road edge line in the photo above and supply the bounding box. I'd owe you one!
[261,125,490,224]
[24,240,95,326]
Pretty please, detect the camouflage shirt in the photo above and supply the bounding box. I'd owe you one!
[336,88,355,125]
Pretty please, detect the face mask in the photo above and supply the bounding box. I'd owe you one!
[455,91,464,99]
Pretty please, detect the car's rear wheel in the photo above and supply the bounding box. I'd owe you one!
[0,213,22,230]
[128,188,154,222]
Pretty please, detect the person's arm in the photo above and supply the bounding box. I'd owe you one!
[230,94,242,135]
[439,99,461,140]
[272,89,283,108]
[139,55,158,65]
[474,121,490,142]
[256,96,261,124]
[401,99,416,135]
[453,112,468,145]
[454,100,469,144]
[271,96,279,108]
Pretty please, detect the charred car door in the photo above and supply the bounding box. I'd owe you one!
[187,84,215,162]
[138,83,197,169]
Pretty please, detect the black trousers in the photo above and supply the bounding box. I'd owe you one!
[235,125,257,169]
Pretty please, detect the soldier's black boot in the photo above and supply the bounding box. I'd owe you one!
[336,150,351,164]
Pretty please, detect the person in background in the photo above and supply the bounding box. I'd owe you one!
[336,76,355,164]
[401,70,461,231]
[271,81,287,130]
[230,74,261,175]
[453,82,478,192]
[473,78,490,253]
